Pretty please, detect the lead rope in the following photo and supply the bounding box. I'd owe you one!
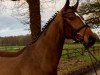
[85,48,98,75]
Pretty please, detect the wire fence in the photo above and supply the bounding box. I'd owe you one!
[58,46,100,75]
[62,46,100,59]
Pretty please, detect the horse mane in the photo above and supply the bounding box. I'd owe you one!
[42,12,58,31]
[30,12,58,44]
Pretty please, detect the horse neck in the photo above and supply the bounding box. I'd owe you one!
[38,12,65,55]
[28,12,65,74]
[36,12,65,48]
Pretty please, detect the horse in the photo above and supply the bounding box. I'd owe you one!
[0,0,96,75]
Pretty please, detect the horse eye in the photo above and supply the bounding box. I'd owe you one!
[69,17,74,21]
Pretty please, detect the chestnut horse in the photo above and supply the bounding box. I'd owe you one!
[0,0,96,75]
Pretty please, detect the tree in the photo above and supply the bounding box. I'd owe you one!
[79,1,100,28]
[12,0,19,1]
[26,0,41,41]
[12,0,41,41]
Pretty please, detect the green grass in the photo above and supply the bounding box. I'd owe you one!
[63,43,100,49]
[63,43,84,49]
[59,43,100,74]
[62,43,100,60]
[0,46,24,52]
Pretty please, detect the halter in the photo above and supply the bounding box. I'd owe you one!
[73,24,90,42]
[62,11,90,42]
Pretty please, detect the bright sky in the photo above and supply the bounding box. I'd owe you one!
[0,1,30,37]
[0,0,99,37]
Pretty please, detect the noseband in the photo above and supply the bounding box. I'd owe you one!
[74,24,90,42]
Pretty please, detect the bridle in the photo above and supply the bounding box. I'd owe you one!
[62,11,90,42]
[73,24,90,42]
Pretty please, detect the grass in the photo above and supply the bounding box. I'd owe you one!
[58,43,100,74]
[63,43,100,49]
[62,43,100,59]
[63,43,84,49]
[0,46,24,52]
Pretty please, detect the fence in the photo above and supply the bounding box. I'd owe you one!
[62,46,100,59]
[58,46,100,75]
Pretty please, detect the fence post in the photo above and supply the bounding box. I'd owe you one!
[92,46,95,54]
[67,49,70,59]
[98,46,100,54]
[81,48,84,56]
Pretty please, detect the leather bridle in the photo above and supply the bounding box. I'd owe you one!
[73,24,90,42]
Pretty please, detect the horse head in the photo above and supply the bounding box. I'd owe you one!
[62,0,96,48]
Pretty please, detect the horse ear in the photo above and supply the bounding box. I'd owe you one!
[65,0,70,8]
[74,0,79,10]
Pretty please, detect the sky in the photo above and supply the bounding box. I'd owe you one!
[0,15,29,36]
[0,0,99,37]
[0,1,30,37]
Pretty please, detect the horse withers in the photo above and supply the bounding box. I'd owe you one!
[0,0,96,75]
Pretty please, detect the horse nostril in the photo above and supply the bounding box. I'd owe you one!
[89,36,95,43]
[88,36,96,46]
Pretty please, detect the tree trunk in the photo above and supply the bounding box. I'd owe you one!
[27,0,41,41]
